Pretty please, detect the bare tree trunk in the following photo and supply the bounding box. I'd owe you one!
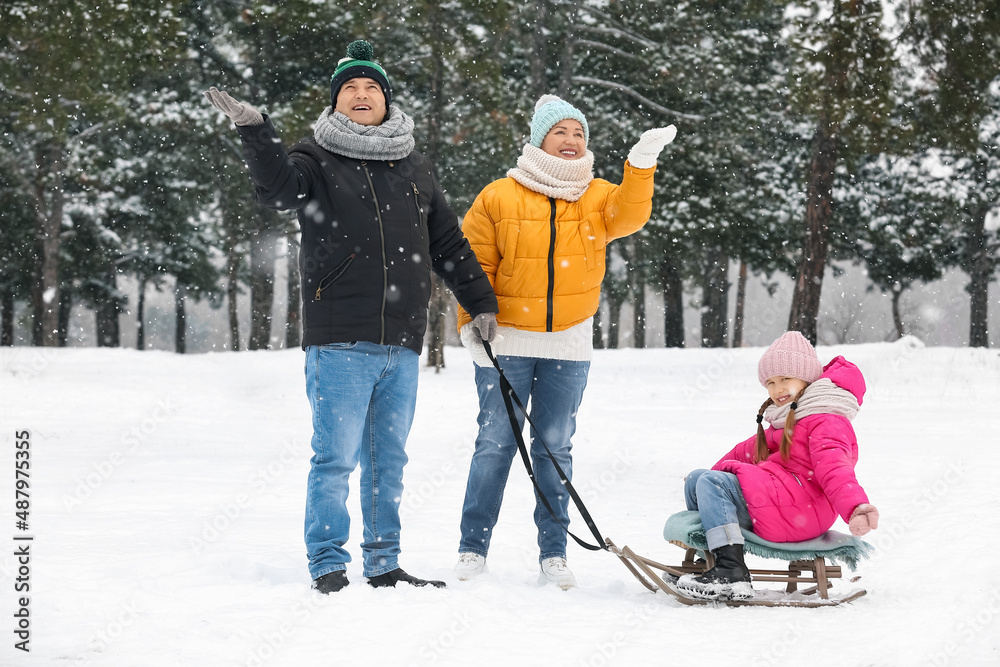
[225,223,241,351]
[592,305,605,349]
[249,207,278,351]
[286,231,301,350]
[175,282,187,354]
[557,3,578,96]
[423,30,449,371]
[530,0,550,98]
[789,119,837,345]
[1,291,13,346]
[31,141,65,347]
[700,247,729,348]
[426,275,448,372]
[966,154,993,348]
[136,275,146,350]
[607,293,623,349]
[95,264,120,348]
[632,281,646,348]
[890,284,905,341]
[628,239,646,348]
[732,260,748,347]
[57,290,71,347]
[660,260,685,348]
[967,204,991,348]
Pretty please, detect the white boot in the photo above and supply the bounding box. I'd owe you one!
[454,552,486,580]
[539,557,577,590]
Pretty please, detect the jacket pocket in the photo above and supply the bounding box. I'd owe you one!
[314,253,355,301]
[579,220,606,271]
[498,221,519,278]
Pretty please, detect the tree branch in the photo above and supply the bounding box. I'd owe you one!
[570,76,708,121]
[573,39,639,62]
[576,23,659,51]
[69,122,107,145]
[563,2,658,48]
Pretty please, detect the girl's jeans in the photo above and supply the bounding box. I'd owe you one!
[458,356,590,562]
[685,469,754,552]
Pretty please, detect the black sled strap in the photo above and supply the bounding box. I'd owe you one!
[482,340,607,552]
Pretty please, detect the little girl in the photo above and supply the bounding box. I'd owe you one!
[676,331,880,600]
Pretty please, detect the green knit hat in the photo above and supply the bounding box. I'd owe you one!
[330,40,392,108]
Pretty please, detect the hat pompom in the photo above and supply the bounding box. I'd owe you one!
[346,40,374,61]
[331,39,392,108]
[535,94,562,112]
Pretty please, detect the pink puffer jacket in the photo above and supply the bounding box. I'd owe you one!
[712,356,870,543]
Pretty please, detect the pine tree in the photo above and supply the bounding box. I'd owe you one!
[836,153,960,339]
[0,137,34,345]
[0,0,187,346]
[785,0,895,344]
[897,0,1000,347]
[573,0,796,347]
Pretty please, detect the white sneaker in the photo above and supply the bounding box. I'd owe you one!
[454,552,486,580]
[539,557,577,590]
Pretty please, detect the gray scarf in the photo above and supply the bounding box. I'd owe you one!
[764,378,860,429]
[313,105,415,161]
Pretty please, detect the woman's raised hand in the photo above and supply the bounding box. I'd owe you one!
[204,87,264,127]
[627,126,677,169]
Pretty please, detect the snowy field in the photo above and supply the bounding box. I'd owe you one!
[1,338,999,667]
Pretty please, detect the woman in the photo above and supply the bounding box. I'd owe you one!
[454,94,676,588]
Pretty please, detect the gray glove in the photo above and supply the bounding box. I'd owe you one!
[472,313,498,343]
[203,87,264,126]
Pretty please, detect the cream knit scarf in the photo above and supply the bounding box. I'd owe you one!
[507,144,595,201]
[764,378,860,428]
[313,105,415,161]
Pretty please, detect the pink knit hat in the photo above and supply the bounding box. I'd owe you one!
[757,331,823,387]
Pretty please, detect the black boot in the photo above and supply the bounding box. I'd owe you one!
[676,544,752,600]
[367,568,446,589]
[312,570,349,594]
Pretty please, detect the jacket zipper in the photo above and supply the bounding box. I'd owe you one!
[546,197,556,332]
[314,253,356,301]
[362,161,388,344]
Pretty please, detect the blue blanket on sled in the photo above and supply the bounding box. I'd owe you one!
[662,510,874,571]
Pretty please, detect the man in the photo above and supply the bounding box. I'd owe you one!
[205,40,498,594]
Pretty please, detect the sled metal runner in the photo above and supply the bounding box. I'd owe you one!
[606,538,867,608]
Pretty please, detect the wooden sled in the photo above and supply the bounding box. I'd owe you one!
[607,511,873,608]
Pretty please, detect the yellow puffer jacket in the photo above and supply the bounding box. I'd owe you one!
[457,161,655,332]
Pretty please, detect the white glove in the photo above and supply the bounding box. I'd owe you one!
[627,126,677,169]
[203,87,264,126]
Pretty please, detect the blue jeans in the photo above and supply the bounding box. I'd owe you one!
[685,469,754,552]
[304,342,418,579]
[459,356,590,562]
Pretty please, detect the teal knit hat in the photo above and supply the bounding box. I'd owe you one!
[330,40,392,108]
[529,94,589,148]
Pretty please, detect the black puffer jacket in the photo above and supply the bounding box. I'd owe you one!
[237,118,497,353]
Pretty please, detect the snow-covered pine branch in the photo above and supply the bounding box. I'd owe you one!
[570,76,708,121]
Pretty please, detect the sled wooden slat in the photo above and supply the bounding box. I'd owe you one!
[606,538,867,608]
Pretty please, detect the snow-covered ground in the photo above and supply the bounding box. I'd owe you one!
[1,338,998,666]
